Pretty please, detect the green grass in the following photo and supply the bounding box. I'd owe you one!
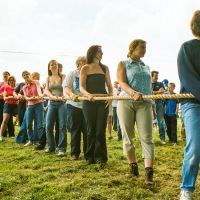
[0,122,200,200]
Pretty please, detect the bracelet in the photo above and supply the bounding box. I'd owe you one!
[131,91,137,96]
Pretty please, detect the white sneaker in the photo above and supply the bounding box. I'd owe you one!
[24,141,33,147]
[180,190,192,200]
[58,152,66,157]
[0,136,3,141]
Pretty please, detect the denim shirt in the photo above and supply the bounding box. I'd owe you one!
[120,58,153,104]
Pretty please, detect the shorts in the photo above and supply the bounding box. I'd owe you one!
[3,103,18,115]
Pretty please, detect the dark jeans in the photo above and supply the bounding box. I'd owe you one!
[112,107,118,131]
[165,115,177,143]
[83,100,108,163]
[67,104,87,157]
[18,101,26,126]
[117,118,122,140]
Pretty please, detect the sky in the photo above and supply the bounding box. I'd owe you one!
[0,0,199,92]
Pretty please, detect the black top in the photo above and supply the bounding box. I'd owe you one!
[14,82,26,102]
[177,39,200,105]
[86,74,107,94]
[152,81,164,103]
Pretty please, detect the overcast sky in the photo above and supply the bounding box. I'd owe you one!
[0,0,199,92]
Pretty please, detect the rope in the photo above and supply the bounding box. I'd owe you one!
[42,93,195,101]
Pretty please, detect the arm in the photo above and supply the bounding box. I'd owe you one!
[117,61,143,100]
[23,87,33,101]
[178,42,200,100]
[152,87,165,95]
[105,66,113,96]
[152,82,165,95]
[13,83,22,99]
[80,65,94,101]
[35,80,43,97]
[104,65,113,107]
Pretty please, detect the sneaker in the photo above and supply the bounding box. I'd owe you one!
[10,136,15,139]
[58,152,66,157]
[24,141,33,147]
[96,160,106,168]
[0,136,3,141]
[161,140,166,145]
[108,136,114,140]
[45,149,55,153]
[70,156,78,161]
[86,159,95,165]
[145,167,153,185]
[180,190,192,200]
[129,163,139,176]
[34,145,45,150]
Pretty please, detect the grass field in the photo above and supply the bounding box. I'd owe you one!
[0,122,200,200]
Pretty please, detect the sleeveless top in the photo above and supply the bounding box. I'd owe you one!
[86,74,107,94]
[49,78,63,97]
[120,58,153,104]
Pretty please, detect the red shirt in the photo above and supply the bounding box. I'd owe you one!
[23,81,43,105]
[4,86,18,104]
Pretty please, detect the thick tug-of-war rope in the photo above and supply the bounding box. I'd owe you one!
[42,93,195,101]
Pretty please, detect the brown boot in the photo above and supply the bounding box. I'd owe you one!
[145,167,153,185]
[129,163,139,176]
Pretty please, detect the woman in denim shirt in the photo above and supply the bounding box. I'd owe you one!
[117,39,154,185]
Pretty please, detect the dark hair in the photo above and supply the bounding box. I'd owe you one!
[169,82,176,88]
[190,10,200,37]
[151,70,159,77]
[48,60,62,77]
[3,71,10,76]
[86,45,106,73]
[58,63,63,69]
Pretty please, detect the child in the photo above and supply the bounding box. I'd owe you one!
[164,83,179,144]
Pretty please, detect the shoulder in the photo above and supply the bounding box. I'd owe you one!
[81,65,89,73]
[157,82,164,87]
[120,59,131,67]
[102,64,109,72]
[4,85,10,91]
[62,74,66,80]
[67,69,77,77]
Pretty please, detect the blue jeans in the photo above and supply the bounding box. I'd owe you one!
[26,103,44,142]
[46,101,67,152]
[155,100,166,140]
[180,102,200,192]
[16,110,28,143]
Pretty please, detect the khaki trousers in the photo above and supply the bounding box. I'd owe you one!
[117,101,154,160]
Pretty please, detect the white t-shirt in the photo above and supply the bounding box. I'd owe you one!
[62,69,83,108]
